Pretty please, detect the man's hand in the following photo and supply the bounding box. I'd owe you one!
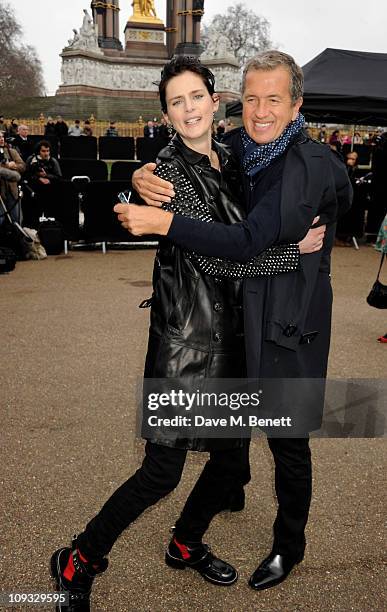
[39,177,50,185]
[298,216,326,254]
[114,203,173,236]
[132,163,175,207]
[6,161,17,170]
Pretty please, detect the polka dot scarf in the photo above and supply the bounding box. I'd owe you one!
[241,112,305,178]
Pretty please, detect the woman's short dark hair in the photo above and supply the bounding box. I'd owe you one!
[159,56,215,113]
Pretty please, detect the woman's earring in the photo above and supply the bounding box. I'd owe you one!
[168,123,174,139]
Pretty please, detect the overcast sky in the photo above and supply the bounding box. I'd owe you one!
[11,0,387,95]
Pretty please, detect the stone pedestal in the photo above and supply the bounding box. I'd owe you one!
[201,59,241,102]
[124,18,167,60]
[200,32,241,102]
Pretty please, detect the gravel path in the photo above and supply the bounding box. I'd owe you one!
[1,245,385,611]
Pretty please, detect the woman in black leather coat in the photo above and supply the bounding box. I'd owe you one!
[51,57,319,609]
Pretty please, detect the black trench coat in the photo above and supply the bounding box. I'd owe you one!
[166,130,353,433]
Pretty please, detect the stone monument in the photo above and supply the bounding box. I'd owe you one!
[201,30,241,102]
[57,2,167,101]
[56,2,239,118]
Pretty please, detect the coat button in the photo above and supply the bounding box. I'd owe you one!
[213,332,222,342]
[283,324,297,337]
[213,302,223,312]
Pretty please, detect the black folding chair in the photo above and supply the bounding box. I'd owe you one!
[52,181,82,247]
[57,161,107,252]
[60,136,98,160]
[110,161,142,182]
[136,137,165,163]
[60,159,108,181]
[99,137,135,160]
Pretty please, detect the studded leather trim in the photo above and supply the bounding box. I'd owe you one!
[155,162,300,279]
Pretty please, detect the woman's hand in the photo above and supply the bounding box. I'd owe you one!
[298,216,326,254]
[132,163,175,207]
[114,203,173,236]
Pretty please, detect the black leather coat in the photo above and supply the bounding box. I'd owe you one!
[142,136,299,449]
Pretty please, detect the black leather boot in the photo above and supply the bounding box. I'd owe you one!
[50,537,108,611]
[248,551,304,591]
[165,537,238,586]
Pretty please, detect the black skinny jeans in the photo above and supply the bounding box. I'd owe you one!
[76,438,311,562]
[76,441,249,561]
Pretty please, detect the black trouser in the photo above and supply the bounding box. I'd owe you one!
[268,437,312,560]
[76,441,249,561]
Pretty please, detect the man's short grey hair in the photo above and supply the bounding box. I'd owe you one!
[242,50,304,104]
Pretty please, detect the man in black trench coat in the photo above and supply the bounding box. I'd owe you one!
[120,50,352,591]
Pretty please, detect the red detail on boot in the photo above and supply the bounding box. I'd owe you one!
[63,553,76,582]
[377,335,387,343]
[77,548,101,571]
[78,547,102,571]
[77,549,89,563]
[173,537,191,560]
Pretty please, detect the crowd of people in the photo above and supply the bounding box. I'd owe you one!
[0,111,385,243]
[0,125,62,230]
[317,125,383,149]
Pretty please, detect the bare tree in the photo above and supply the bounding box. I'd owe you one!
[0,1,45,106]
[202,2,274,67]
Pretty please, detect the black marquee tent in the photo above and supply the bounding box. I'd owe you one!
[226,48,387,126]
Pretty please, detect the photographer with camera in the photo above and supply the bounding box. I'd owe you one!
[24,140,62,228]
[0,131,25,226]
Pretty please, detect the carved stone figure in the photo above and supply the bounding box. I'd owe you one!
[67,29,80,49]
[64,9,101,53]
[82,9,94,33]
[202,31,236,61]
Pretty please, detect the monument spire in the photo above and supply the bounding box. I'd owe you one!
[91,0,122,50]
[173,0,205,57]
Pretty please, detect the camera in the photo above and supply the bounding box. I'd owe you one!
[29,157,47,176]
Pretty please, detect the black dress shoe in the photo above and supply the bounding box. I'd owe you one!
[165,537,238,586]
[248,552,303,591]
[50,538,108,611]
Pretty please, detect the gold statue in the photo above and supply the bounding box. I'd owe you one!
[140,0,157,18]
[130,0,162,23]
